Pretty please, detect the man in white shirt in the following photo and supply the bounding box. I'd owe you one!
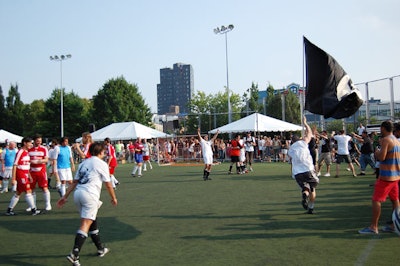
[288,116,319,214]
[197,128,219,180]
[334,130,357,177]
[244,132,256,171]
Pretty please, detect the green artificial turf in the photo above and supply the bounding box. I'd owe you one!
[0,162,398,266]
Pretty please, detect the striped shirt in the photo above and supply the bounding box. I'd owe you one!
[379,135,400,180]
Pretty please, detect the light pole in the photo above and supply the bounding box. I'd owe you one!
[214,24,234,124]
[50,54,71,137]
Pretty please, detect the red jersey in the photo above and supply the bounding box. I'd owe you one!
[230,140,242,157]
[106,144,117,167]
[29,145,48,173]
[134,142,144,154]
[14,149,30,174]
[83,143,92,158]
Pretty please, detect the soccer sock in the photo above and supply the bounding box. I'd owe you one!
[32,192,37,207]
[206,171,210,178]
[25,193,36,209]
[229,165,233,172]
[308,202,315,209]
[138,166,142,176]
[8,194,20,210]
[73,230,88,257]
[149,161,153,169]
[89,221,103,250]
[2,180,9,190]
[132,166,138,175]
[203,169,207,177]
[236,166,240,173]
[143,163,147,171]
[43,190,51,209]
[60,184,66,196]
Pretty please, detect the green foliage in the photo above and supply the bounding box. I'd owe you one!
[3,84,24,134]
[0,86,5,128]
[241,82,263,116]
[186,90,243,133]
[92,76,152,129]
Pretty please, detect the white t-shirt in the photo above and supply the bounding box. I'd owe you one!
[244,136,255,152]
[74,156,111,200]
[334,134,351,155]
[357,126,365,135]
[288,140,314,177]
[200,139,213,156]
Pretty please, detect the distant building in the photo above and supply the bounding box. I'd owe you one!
[157,63,194,115]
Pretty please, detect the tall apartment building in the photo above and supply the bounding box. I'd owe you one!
[157,63,194,115]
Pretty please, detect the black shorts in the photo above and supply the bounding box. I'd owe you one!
[295,171,319,192]
[231,156,240,163]
[336,154,351,164]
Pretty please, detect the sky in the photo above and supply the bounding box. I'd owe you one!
[1,0,399,113]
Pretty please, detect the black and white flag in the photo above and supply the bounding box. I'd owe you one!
[304,37,363,119]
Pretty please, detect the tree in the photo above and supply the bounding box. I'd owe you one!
[186,90,243,134]
[4,84,24,134]
[265,85,300,124]
[241,82,263,117]
[0,86,5,128]
[23,99,46,137]
[92,76,152,129]
[41,89,92,139]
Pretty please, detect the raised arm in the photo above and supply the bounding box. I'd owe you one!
[302,116,312,144]
[197,128,203,141]
[211,130,220,142]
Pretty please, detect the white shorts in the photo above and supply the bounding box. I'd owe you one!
[58,168,73,181]
[74,189,102,220]
[2,167,12,178]
[203,153,213,165]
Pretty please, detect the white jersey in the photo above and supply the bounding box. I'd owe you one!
[334,134,351,155]
[200,139,213,156]
[74,156,111,200]
[288,140,315,177]
[239,139,246,162]
[244,136,255,152]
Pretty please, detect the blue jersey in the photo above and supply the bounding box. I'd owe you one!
[3,148,17,167]
[57,146,72,169]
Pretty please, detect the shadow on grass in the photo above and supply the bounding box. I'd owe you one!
[0,216,141,242]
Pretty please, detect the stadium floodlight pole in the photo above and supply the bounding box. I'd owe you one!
[214,24,234,125]
[50,54,72,138]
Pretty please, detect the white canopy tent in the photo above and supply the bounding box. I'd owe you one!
[0,129,23,143]
[75,121,171,142]
[208,113,303,134]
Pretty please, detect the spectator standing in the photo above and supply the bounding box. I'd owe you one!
[334,130,357,177]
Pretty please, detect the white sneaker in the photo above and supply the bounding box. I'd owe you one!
[0,188,8,193]
[317,172,321,176]
[45,205,52,211]
[143,169,147,171]
[26,207,32,212]
[324,173,331,177]
[346,168,351,171]
[97,247,110,257]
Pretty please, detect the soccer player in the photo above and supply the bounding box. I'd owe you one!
[334,130,357,177]
[288,116,320,214]
[104,138,119,188]
[228,134,243,174]
[57,142,118,266]
[359,120,400,234]
[74,132,93,160]
[53,137,75,197]
[28,134,51,211]
[197,128,219,180]
[5,137,41,216]
[142,139,153,171]
[132,137,144,177]
[1,141,17,193]
[244,132,256,171]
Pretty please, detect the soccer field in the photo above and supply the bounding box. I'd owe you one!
[0,162,398,266]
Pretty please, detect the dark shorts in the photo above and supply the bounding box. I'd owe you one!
[295,171,319,192]
[135,154,143,163]
[231,156,240,163]
[336,154,351,164]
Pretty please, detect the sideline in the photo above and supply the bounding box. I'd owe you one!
[354,237,378,266]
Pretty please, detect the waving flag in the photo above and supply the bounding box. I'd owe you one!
[304,37,363,119]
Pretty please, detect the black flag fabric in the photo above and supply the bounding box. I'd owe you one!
[304,37,363,119]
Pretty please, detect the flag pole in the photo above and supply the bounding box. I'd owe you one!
[301,36,305,137]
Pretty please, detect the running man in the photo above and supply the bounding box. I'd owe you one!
[197,128,219,180]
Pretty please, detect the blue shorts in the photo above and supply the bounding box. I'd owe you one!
[135,154,143,163]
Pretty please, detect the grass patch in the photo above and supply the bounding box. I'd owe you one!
[0,162,398,266]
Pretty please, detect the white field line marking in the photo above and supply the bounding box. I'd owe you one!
[355,237,378,266]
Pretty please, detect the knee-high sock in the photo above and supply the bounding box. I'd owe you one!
[25,193,36,209]
[43,190,51,209]
[72,230,88,257]
[8,194,20,210]
[138,165,142,176]
[60,184,66,197]
[89,220,103,250]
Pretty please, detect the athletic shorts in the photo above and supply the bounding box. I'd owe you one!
[336,154,351,164]
[143,155,150,161]
[30,171,48,189]
[203,153,213,165]
[16,172,32,193]
[295,171,319,192]
[135,154,143,163]
[372,179,399,202]
[2,167,12,178]
[318,152,332,165]
[109,165,116,175]
[231,156,239,163]
[74,189,101,220]
[58,168,73,182]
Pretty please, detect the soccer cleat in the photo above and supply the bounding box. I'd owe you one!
[317,172,321,176]
[323,173,331,177]
[45,205,52,211]
[5,210,16,216]
[67,253,81,266]
[301,192,309,210]
[358,227,378,234]
[1,188,8,193]
[32,209,41,216]
[26,207,32,212]
[306,208,315,214]
[359,172,366,176]
[97,247,110,257]
[228,171,232,174]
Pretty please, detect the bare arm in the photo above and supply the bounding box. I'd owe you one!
[197,128,203,141]
[211,130,220,142]
[375,137,390,162]
[104,181,118,206]
[57,180,78,208]
[302,116,312,144]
